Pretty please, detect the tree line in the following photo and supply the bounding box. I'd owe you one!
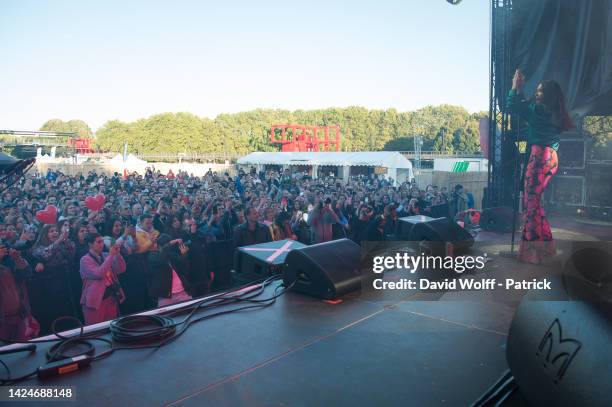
[584,116,612,159]
[40,105,488,154]
[38,109,612,157]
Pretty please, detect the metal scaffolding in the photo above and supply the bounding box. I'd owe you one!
[487,0,514,208]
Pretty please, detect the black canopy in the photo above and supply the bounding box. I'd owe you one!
[510,0,612,117]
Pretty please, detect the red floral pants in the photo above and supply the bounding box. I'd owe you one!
[519,145,558,263]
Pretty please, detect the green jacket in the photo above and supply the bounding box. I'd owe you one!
[506,89,561,151]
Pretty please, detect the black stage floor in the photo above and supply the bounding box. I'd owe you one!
[4,287,514,406]
[3,215,610,406]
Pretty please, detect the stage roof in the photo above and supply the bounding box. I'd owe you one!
[237,151,413,170]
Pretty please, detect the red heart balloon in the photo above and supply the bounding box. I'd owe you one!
[35,205,58,225]
[85,196,97,211]
[94,193,105,211]
[85,194,106,211]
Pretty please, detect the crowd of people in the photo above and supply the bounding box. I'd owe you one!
[0,165,475,340]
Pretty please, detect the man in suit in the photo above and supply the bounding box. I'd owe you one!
[79,233,126,325]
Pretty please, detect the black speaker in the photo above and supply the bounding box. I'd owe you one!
[407,217,474,254]
[550,175,586,206]
[233,239,307,285]
[562,242,612,302]
[430,203,450,219]
[480,206,514,233]
[557,136,586,170]
[506,276,612,407]
[283,238,362,299]
[396,215,435,239]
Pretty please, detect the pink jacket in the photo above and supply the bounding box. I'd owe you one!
[79,251,126,310]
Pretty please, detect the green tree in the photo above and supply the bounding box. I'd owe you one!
[584,115,612,159]
[40,119,70,133]
[95,120,131,152]
[87,104,486,154]
[40,119,92,137]
[66,120,93,138]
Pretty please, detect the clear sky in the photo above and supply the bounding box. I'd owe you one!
[0,0,490,132]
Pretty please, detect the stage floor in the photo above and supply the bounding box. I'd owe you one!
[4,287,513,406]
[3,215,609,406]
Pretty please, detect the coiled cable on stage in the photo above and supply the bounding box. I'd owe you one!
[46,317,100,360]
[0,275,291,384]
[0,316,112,385]
[109,315,176,344]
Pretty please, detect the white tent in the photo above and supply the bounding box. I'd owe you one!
[238,152,414,183]
[110,153,148,168]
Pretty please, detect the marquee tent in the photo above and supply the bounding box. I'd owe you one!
[237,152,414,183]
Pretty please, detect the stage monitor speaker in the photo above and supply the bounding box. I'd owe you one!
[407,217,474,254]
[562,242,612,302]
[430,203,450,219]
[550,175,585,206]
[283,238,362,300]
[396,215,435,239]
[586,164,612,208]
[506,276,612,407]
[480,206,514,233]
[557,136,586,170]
[233,239,306,285]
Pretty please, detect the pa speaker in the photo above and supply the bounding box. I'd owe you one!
[396,215,435,239]
[283,238,361,299]
[233,240,307,285]
[506,276,612,406]
[480,206,515,233]
[407,217,474,253]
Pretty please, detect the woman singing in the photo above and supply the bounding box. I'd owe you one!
[507,69,574,264]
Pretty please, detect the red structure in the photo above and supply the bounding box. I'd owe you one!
[270,124,341,152]
[67,138,94,154]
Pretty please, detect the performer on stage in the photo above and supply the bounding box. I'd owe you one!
[507,69,573,264]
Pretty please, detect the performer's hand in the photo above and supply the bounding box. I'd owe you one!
[512,69,525,90]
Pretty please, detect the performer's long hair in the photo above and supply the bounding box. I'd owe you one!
[535,80,574,132]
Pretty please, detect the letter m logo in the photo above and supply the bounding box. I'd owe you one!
[536,319,582,383]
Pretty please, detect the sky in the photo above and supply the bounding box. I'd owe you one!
[0,0,491,132]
